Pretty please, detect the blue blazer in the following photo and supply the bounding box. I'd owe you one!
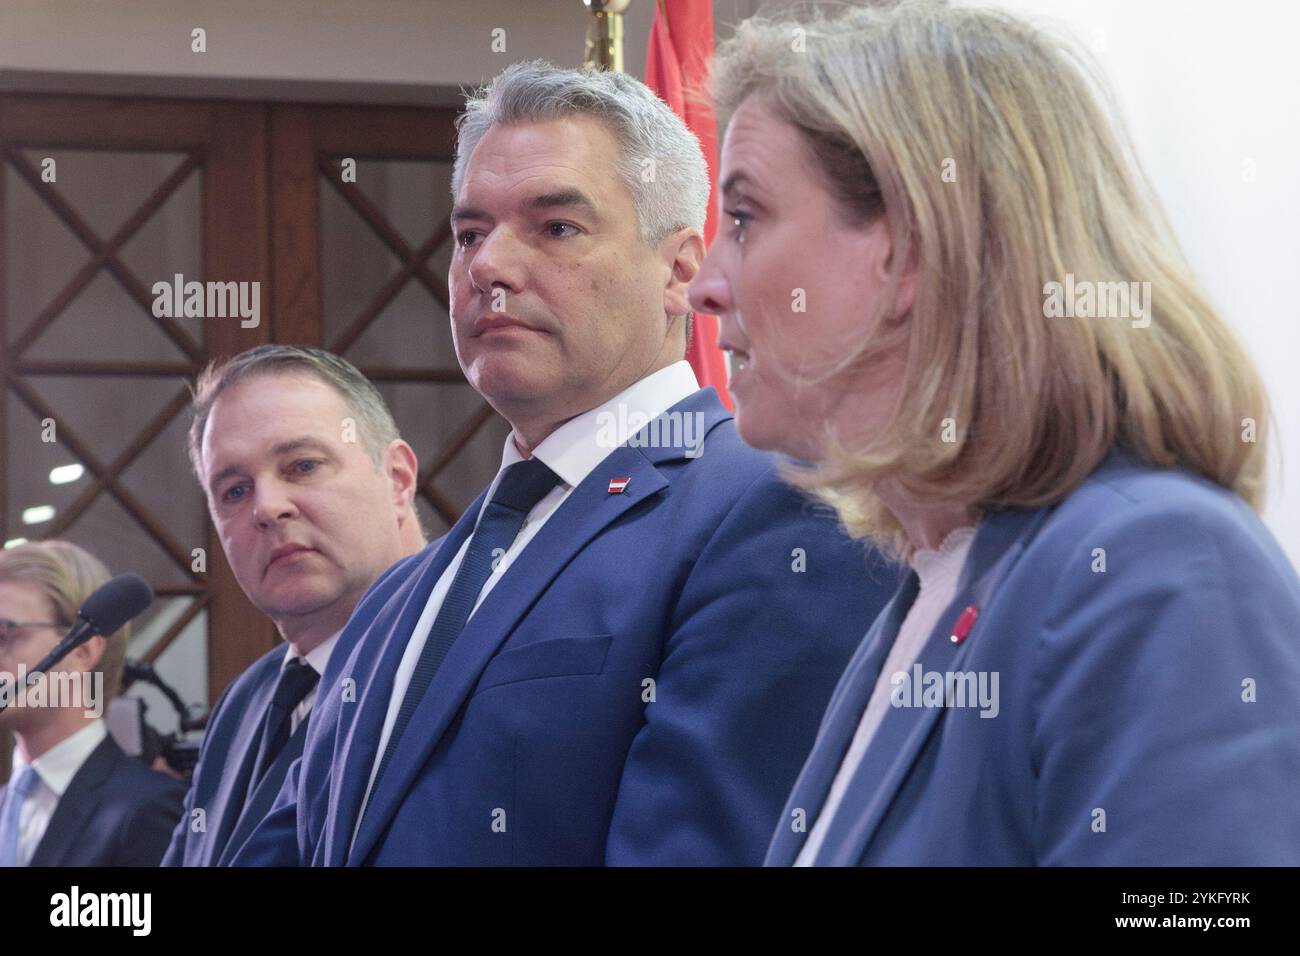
[162,644,308,866]
[233,387,898,865]
[3,735,184,867]
[767,452,1300,865]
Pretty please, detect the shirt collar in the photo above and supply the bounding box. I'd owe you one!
[910,525,979,591]
[491,360,700,495]
[282,630,341,677]
[13,720,108,797]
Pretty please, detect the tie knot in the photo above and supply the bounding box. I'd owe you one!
[490,458,561,514]
[275,658,320,709]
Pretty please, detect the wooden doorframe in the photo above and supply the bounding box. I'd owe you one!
[0,92,278,706]
[268,103,495,530]
[268,103,459,346]
[0,93,486,756]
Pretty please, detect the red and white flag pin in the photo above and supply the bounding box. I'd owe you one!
[607,476,631,494]
[950,605,979,644]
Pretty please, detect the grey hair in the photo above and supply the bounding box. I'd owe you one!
[451,60,710,246]
[187,345,401,479]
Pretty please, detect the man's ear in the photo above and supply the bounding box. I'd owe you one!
[384,439,420,516]
[662,228,705,319]
[70,634,106,673]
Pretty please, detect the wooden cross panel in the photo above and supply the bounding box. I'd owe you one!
[0,95,507,776]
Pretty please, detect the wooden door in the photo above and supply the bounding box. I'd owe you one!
[268,104,509,538]
[0,94,505,778]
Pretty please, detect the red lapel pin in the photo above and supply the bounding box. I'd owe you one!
[950,604,979,644]
[607,476,631,494]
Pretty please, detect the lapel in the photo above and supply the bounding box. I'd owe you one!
[346,388,731,865]
[325,529,474,866]
[218,715,311,866]
[765,573,918,866]
[814,505,1051,865]
[29,736,119,867]
[202,650,285,866]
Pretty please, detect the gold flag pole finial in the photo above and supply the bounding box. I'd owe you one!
[582,0,632,72]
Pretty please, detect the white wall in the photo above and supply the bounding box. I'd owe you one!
[0,0,655,102]
[964,0,1300,569]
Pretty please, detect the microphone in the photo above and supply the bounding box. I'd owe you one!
[0,573,154,713]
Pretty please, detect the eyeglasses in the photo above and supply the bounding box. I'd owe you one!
[0,618,63,651]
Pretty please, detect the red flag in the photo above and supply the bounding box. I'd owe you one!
[644,0,733,410]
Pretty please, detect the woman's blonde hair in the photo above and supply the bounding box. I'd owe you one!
[0,540,128,700]
[710,0,1270,559]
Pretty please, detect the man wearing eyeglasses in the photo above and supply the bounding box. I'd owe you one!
[0,540,184,867]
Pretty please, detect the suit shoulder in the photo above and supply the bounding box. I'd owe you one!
[656,420,872,560]
[1042,461,1275,560]
[344,541,441,624]
[101,746,185,866]
[673,417,781,492]
[698,415,773,466]
[1016,459,1297,609]
[113,752,188,803]
[350,540,440,616]
[93,738,186,806]
[1066,458,1246,518]
[372,542,437,592]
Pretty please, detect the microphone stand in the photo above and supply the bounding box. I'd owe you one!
[0,614,105,715]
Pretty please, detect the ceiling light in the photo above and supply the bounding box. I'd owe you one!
[49,463,85,485]
[21,505,55,525]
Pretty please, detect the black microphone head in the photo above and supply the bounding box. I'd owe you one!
[79,573,154,636]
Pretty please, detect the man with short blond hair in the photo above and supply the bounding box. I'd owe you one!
[1,540,183,866]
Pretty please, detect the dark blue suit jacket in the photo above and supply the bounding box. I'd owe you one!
[162,644,307,866]
[234,387,898,865]
[767,452,1300,865]
[2,734,184,866]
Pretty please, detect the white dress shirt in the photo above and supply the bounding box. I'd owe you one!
[282,630,340,735]
[796,525,978,866]
[6,719,108,866]
[353,360,700,843]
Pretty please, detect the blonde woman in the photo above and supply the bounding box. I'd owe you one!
[0,540,183,866]
[689,0,1300,865]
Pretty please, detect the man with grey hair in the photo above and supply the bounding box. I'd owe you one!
[164,345,426,866]
[236,62,895,866]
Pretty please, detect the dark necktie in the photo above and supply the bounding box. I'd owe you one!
[368,457,561,795]
[251,657,320,787]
